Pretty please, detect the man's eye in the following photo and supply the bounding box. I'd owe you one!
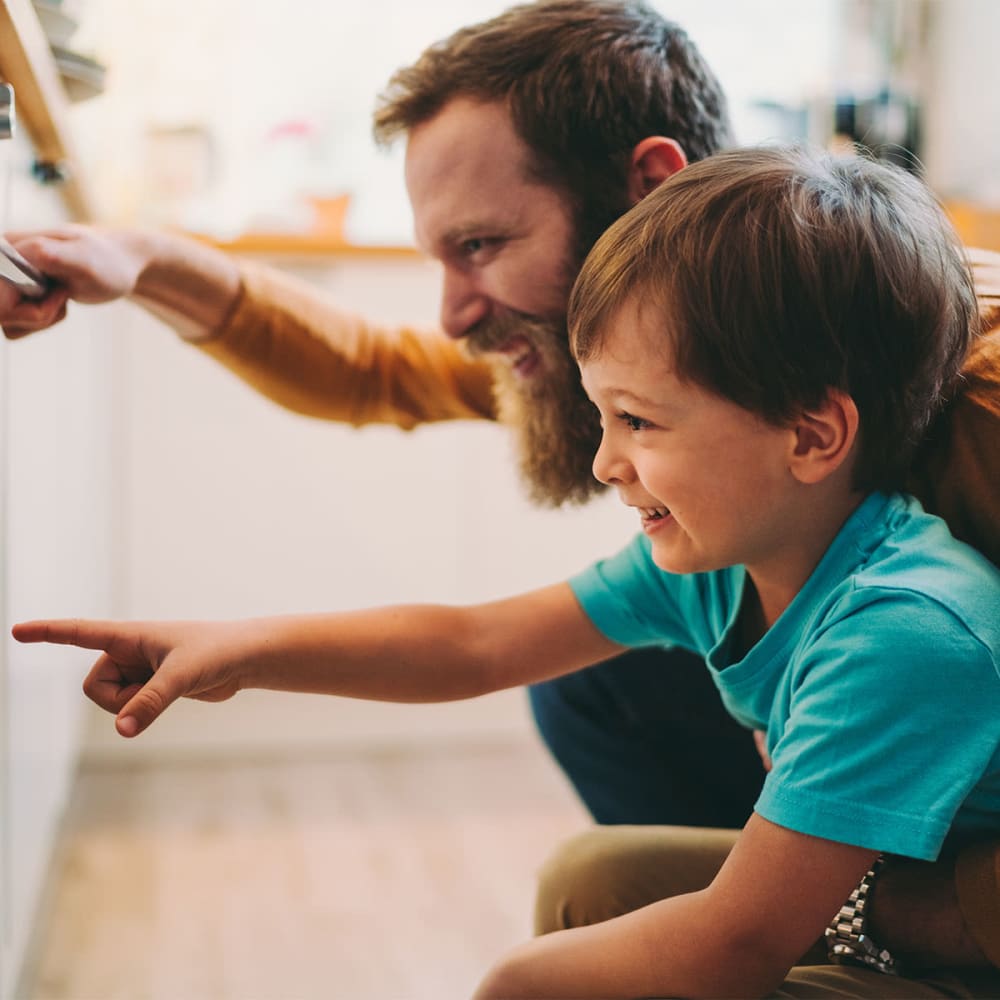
[461,237,501,257]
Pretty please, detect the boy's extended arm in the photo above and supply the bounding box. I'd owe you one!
[12,583,620,737]
[0,226,498,428]
[474,813,877,1000]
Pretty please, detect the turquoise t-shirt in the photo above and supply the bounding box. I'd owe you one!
[569,492,1000,861]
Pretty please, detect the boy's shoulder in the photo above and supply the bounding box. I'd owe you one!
[846,492,1000,648]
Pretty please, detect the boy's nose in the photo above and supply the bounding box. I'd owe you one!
[592,434,632,486]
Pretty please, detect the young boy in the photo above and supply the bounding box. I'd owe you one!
[15,146,1000,998]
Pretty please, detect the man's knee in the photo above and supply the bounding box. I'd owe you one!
[534,825,737,935]
[535,828,634,934]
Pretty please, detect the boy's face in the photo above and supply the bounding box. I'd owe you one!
[579,299,801,581]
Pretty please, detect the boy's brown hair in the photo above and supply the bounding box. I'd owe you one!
[373,0,732,253]
[569,145,978,492]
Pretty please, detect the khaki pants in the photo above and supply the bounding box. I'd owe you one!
[534,826,1000,999]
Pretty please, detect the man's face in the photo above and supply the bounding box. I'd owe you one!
[404,98,604,507]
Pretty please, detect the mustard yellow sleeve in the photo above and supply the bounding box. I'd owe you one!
[956,841,1000,967]
[908,247,1000,567]
[194,260,499,429]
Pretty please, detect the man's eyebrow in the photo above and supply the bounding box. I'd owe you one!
[438,220,515,249]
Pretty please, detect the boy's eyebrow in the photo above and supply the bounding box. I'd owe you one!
[609,387,672,411]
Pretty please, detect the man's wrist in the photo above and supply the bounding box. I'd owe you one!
[868,856,990,969]
[127,228,242,342]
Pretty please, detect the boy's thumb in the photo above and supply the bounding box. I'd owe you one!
[116,678,175,738]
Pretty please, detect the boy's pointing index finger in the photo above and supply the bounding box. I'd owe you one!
[11,619,124,650]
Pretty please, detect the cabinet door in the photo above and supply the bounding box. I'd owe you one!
[0,128,117,1000]
[0,300,9,1000]
[0,115,16,1000]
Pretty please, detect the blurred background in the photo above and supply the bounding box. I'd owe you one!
[56,0,1000,239]
[1,1,998,997]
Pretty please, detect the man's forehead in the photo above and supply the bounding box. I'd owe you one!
[404,99,536,242]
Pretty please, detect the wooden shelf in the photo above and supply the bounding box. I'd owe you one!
[0,0,95,220]
[946,201,1000,253]
[190,231,422,260]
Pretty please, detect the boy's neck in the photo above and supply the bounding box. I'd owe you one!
[747,488,868,632]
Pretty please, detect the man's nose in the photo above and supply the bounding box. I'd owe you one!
[439,268,490,339]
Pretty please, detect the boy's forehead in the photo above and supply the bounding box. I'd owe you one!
[579,303,677,389]
[602,295,678,358]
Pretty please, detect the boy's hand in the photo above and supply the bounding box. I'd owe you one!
[12,618,245,737]
[753,729,772,771]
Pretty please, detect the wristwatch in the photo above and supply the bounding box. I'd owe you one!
[825,855,904,976]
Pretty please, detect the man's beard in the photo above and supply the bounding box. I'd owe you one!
[466,312,606,508]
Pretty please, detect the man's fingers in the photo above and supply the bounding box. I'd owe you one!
[13,618,131,651]
[1,287,71,338]
[5,233,80,279]
[3,227,84,243]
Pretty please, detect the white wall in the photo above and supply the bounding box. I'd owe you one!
[67,0,840,237]
[80,254,635,763]
[922,0,1000,202]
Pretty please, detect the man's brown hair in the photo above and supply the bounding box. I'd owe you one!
[569,145,978,493]
[373,0,732,252]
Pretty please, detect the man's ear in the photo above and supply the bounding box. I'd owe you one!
[626,137,688,204]
[789,388,860,485]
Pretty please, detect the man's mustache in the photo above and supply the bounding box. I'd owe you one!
[464,311,563,358]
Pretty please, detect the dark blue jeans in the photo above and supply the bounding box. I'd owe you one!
[528,645,764,828]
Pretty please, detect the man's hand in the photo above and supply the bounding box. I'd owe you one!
[1,226,144,339]
[12,618,247,737]
[870,856,990,969]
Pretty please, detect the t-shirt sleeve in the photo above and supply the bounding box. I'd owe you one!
[568,534,738,655]
[756,587,1000,861]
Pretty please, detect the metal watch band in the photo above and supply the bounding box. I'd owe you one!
[825,855,904,976]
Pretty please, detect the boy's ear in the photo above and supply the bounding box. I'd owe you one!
[626,137,688,204]
[788,388,860,485]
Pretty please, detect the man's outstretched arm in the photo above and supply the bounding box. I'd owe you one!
[1,225,497,427]
[0,226,241,341]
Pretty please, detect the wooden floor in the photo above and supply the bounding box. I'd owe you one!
[22,740,589,1000]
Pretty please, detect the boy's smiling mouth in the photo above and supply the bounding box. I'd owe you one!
[637,505,672,530]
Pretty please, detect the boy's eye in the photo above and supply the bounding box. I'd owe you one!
[617,411,652,432]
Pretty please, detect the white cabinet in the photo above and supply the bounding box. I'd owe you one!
[0,127,117,1000]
